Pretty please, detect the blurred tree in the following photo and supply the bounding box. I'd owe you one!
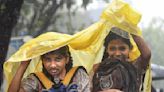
[144,17,164,91]
[12,0,91,37]
[0,0,24,87]
[142,17,164,65]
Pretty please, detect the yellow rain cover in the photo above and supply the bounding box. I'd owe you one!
[3,0,151,92]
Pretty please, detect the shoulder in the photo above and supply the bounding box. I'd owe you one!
[72,66,88,77]
[70,66,91,91]
[70,66,89,81]
[21,73,42,92]
[22,73,39,84]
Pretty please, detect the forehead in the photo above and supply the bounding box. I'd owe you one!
[42,53,65,58]
[108,39,129,46]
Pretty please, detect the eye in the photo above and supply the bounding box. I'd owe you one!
[55,56,63,62]
[119,46,126,51]
[43,57,51,62]
[109,46,116,51]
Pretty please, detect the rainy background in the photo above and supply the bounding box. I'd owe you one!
[1,0,164,91]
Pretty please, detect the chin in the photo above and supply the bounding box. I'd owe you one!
[50,74,58,77]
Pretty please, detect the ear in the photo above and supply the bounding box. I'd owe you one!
[105,47,109,53]
[66,56,69,64]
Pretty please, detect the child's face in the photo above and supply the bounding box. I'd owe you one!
[42,53,68,78]
[107,39,130,61]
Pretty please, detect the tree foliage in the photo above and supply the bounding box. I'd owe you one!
[12,0,91,37]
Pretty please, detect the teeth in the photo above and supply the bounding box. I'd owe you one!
[51,70,57,73]
[51,71,56,73]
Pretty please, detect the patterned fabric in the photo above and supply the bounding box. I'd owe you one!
[21,69,90,92]
[72,69,91,92]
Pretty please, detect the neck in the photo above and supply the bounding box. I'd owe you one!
[60,68,66,80]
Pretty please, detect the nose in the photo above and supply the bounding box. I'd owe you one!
[50,61,57,68]
[114,49,122,57]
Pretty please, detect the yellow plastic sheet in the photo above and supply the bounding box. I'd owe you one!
[3,0,151,92]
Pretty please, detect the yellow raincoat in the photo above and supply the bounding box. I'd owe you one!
[3,0,151,92]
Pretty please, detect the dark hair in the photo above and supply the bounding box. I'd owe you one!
[102,28,132,61]
[41,45,73,73]
[92,58,138,92]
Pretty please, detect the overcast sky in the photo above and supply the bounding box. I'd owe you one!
[86,0,164,27]
[131,0,164,26]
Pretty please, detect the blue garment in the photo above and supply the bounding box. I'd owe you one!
[43,83,78,92]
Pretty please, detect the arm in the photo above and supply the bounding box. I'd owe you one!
[8,60,31,92]
[131,34,151,70]
[93,63,100,72]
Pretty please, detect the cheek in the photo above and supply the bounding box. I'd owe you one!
[107,51,114,56]
[106,48,114,56]
[123,50,130,56]
[43,62,50,69]
[57,60,67,68]
[61,61,67,67]
[62,58,68,65]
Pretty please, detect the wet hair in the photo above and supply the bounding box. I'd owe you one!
[102,28,132,61]
[41,45,73,73]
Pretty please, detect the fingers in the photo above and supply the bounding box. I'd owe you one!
[20,59,31,66]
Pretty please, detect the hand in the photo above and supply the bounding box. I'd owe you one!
[8,59,31,92]
[99,89,123,92]
[20,59,31,68]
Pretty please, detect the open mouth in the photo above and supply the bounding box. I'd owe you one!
[50,69,59,76]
